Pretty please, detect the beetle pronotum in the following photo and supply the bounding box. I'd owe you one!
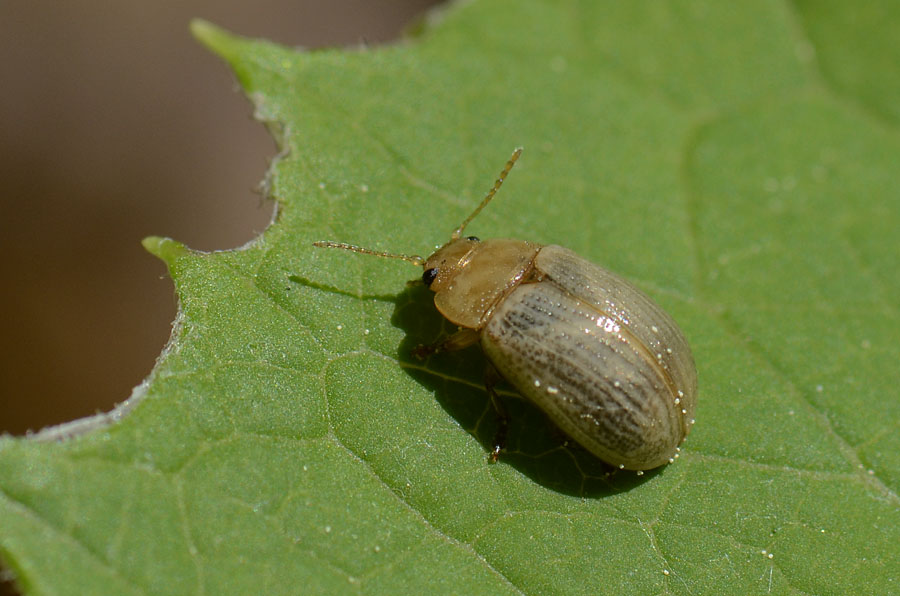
[314,149,697,470]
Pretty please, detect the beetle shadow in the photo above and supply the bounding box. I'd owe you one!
[390,283,660,498]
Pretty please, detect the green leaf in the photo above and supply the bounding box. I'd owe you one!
[2,1,898,594]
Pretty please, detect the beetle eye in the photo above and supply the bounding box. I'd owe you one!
[466,236,480,242]
[422,268,438,286]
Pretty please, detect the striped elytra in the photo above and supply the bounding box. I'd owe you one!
[314,149,697,470]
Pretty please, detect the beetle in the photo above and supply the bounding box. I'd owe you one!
[314,148,697,470]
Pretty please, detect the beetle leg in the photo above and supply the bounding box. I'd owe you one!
[412,327,480,360]
[484,362,509,463]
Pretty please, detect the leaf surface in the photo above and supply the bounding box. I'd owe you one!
[1,1,898,594]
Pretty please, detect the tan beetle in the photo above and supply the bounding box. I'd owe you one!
[314,149,697,470]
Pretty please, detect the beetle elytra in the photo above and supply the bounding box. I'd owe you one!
[314,149,697,470]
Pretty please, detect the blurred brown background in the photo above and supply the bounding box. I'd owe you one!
[0,0,439,592]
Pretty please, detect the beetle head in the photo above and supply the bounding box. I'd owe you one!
[421,237,481,292]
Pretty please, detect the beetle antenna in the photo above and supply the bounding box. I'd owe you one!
[312,241,425,267]
[452,147,523,240]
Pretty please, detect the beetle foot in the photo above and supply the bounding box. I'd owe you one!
[488,418,509,463]
[411,344,434,360]
[484,362,510,463]
[488,443,503,463]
